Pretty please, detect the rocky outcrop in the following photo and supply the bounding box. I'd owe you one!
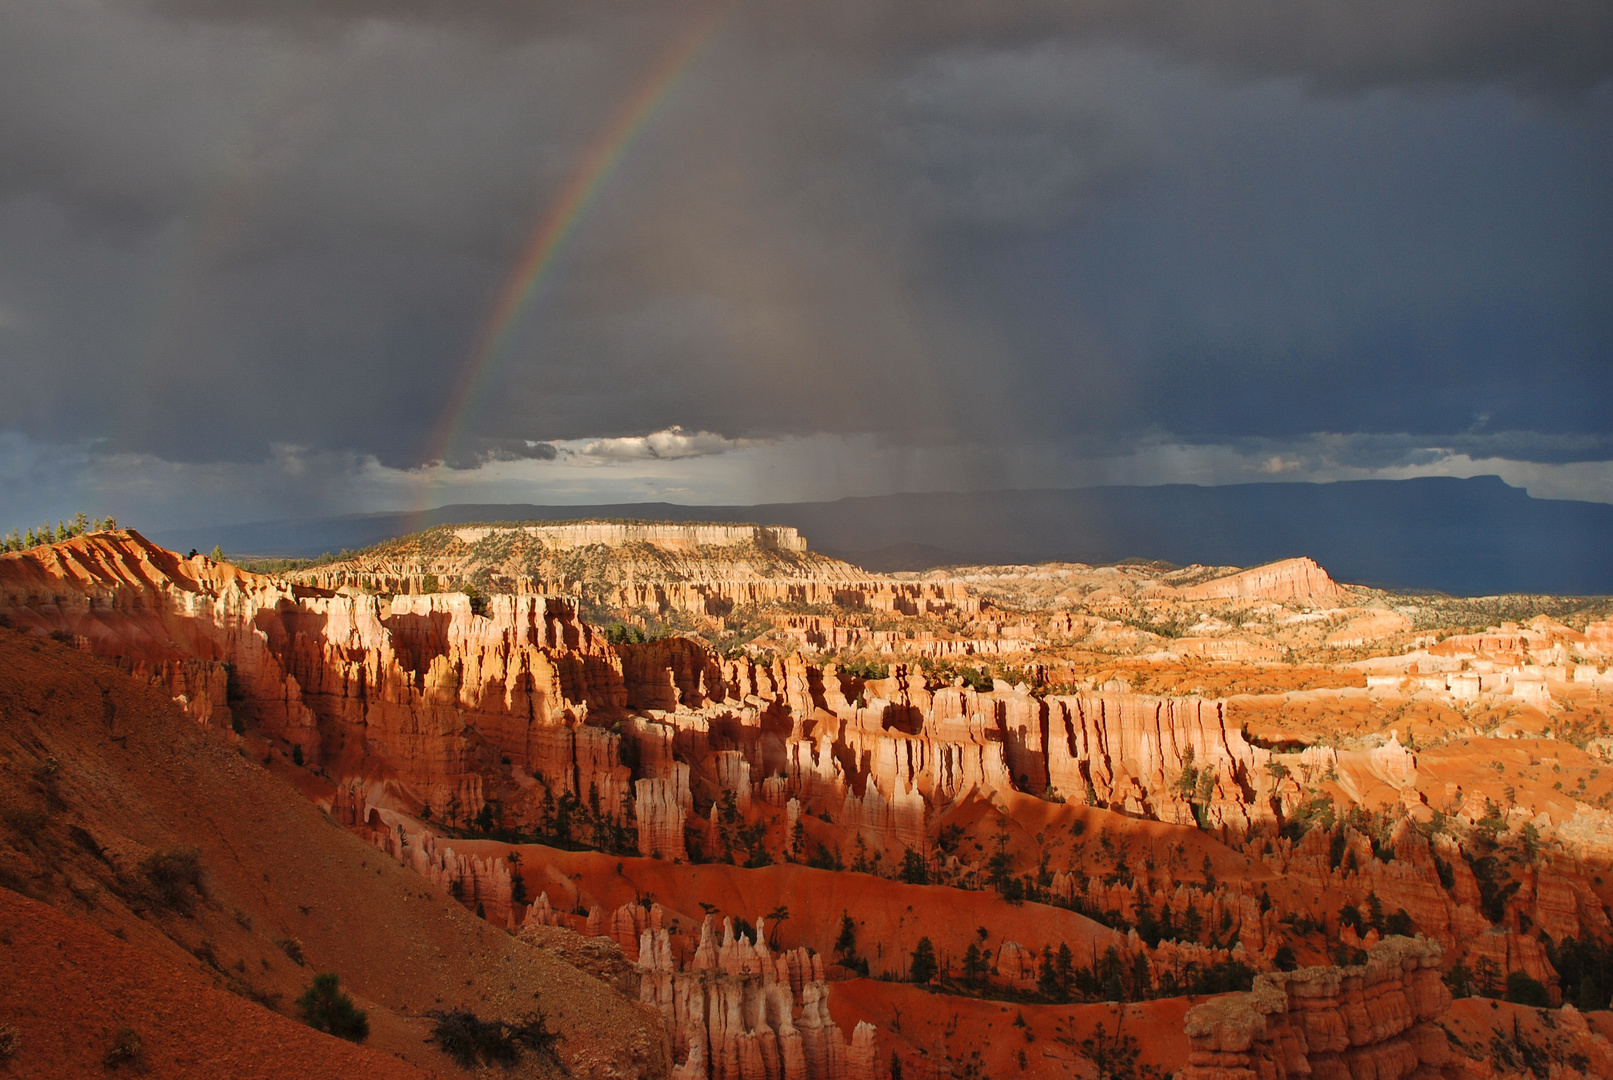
[452,523,809,553]
[366,816,520,927]
[636,915,879,1080]
[1044,691,1270,833]
[1181,936,1450,1080]
[1176,557,1343,602]
[637,775,690,860]
[0,533,1290,858]
[629,915,883,1080]
[286,522,975,622]
[0,532,644,832]
[16,531,1613,1080]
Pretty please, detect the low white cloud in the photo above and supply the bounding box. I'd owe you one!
[565,426,748,463]
[3,427,1613,536]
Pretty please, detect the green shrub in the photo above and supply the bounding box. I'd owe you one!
[140,848,205,911]
[898,847,929,885]
[297,973,369,1043]
[276,937,306,966]
[1503,971,1552,1008]
[428,1010,558,1069]
[103,1026,144,1070]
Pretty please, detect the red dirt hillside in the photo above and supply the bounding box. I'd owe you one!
[0,627,667,1080]
[0,887,428,1080]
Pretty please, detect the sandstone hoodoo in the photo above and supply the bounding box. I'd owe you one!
[5,525,1613,1079]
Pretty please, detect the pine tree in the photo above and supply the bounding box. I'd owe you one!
[1578,976,1605,1012]
[962,942,986,987]
[833,912,860,968]
[1100,945,1126,1002]
[1057,942,1076,997]
[1131,951,1152,998]
[508,852,527,904]
[909,937,938,984]
[899,846,929,885]
[1038,945,1061,998]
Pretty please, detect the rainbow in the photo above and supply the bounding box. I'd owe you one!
[414,6,729,515]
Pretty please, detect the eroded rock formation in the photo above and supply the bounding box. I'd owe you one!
[1181,936,1451,1080]
[10,530,1613,1080]
[638,915,880,1080]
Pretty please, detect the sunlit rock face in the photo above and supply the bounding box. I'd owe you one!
[9,530,1613,1079]
[1181,936,1451,1080]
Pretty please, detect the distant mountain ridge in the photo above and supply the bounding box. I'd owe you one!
[153,475,1613,597]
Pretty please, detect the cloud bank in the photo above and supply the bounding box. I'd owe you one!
[0,0,1607,530]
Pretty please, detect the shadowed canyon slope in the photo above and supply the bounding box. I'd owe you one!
[5,525,1613,1079]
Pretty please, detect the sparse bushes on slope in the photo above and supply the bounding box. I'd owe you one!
[427,1009,558,1068]
[138,847,205,912]
[276,937,306,966]
[2,513,115,552]
[296,973,369,1043]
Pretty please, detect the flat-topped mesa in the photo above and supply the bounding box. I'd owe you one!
[288,521,979,618]
[1176,556,1342,602]
[452,521,808,553]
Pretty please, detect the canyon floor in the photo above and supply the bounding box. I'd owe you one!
[3,520,1613,1079]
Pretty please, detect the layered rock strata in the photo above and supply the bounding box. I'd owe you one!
[1181,936,1451,1080]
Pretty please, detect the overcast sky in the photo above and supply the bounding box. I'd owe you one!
[2,0,1610,530]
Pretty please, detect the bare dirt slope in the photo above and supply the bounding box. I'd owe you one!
[0,628,667,1080]
[0,886,431,1079]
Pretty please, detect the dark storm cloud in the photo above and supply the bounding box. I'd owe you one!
[0,0,1608,494]
[150,0,1613,93]
[441,439,558,471]
[1225,431,1613,471]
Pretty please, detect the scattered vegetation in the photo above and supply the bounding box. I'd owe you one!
[102,1026,145,1071]
[296,973,369,1043]
[833,912,870,975]
[1,512,116,552]
[1545,936,1613,1010]
[427,1009,559,1069]
[138,848,206,912]
[1074,1018,1163,1080]
[908,937,938,984]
